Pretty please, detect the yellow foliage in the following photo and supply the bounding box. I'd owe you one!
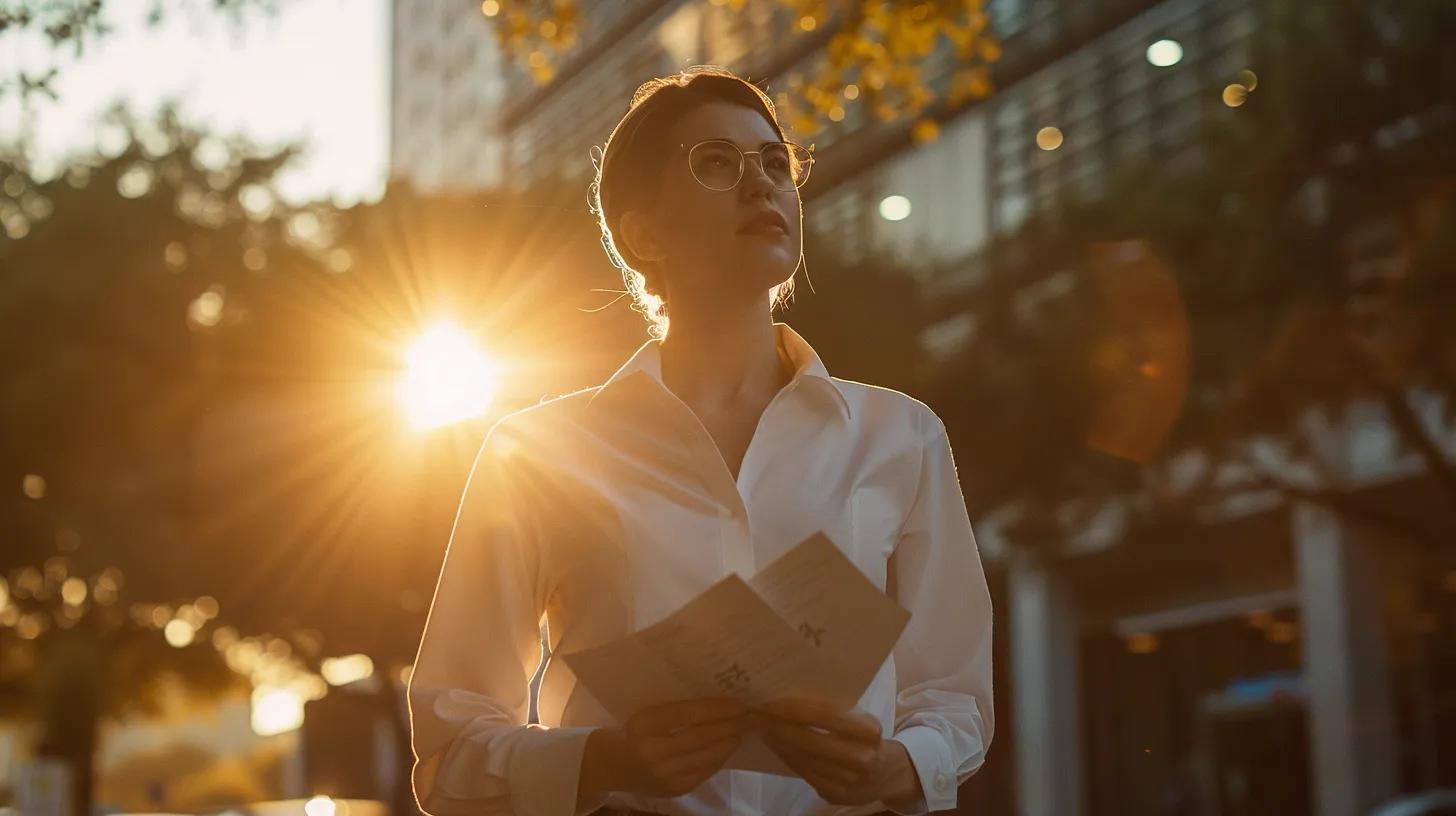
[482,0,1000,134]
[911,118,941,143]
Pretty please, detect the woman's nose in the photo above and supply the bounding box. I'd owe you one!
[739,155,776,197]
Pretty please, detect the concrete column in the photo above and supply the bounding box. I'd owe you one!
[1295,503,1397,816]
[1010,554,1084,816]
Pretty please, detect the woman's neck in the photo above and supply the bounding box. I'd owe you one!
[659,302,787,412]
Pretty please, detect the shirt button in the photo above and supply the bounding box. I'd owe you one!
[934,772,950,792]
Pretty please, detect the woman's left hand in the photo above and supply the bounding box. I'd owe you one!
[751,698,922,807]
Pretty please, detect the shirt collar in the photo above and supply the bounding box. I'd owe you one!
[588,322,853,421]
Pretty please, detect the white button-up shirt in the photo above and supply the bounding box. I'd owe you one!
[408,323,994,816]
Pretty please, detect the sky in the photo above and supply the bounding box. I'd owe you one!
[1,0,391,206]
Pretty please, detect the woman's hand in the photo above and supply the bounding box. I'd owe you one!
[582,697,748,800]
[751,698,924,808]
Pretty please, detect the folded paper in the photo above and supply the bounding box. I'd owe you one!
[560,532,911,776]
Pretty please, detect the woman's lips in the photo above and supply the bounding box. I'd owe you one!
[738,223,788,238]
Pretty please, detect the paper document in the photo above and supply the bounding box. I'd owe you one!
[559,532,911,776]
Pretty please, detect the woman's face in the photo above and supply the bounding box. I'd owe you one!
[629,101,804,312]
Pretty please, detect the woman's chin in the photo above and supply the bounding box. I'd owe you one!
[734,243,797,273]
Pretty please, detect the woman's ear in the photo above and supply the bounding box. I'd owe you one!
[620,209,665,263]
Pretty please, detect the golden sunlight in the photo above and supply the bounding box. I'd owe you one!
[399,321,501,431]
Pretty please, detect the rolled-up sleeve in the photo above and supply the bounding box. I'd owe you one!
[408,422,606,816]
[885,414,995,815]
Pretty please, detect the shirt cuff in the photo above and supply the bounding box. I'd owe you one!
[507,724,607,816]
[887,725,958,815]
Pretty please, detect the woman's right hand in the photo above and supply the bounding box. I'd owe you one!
[584,697,749,798]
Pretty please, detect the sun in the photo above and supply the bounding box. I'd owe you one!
[399,321,501,431]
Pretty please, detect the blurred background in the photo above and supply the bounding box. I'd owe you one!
[1,0,1454,814]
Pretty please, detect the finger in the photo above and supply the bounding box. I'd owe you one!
[654,734,741,781]
[757,720,877,773]
[645,716,746,759]
[765,734,863,787]
[634,697,746,736]
[801,754,866,788]
[757,699,881,744]
[764,733,854,798]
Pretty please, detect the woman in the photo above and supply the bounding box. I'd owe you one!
[408,65,993,816]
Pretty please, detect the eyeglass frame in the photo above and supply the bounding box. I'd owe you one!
[675,138,816,192]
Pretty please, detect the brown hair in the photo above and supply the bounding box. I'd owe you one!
[589,65,800,339]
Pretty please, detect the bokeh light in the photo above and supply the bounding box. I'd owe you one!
[164,618,196,647]
[327,247,353,273]
[17,613,44,639]
[304,797,337,816]
[1036,126,1065,151]
[238,185,274,219]
[1145,39,1183,67]
[164,241,188,269]
[878,195,912,221]
[251,685,305,736]
[195,595,220,618]
[400,321,501,431]
[21,473,45,499]
[61,577,87,605]
[116,164,154,199]
[321,653,375,687]
[243,247,268,271]
[189,288,226,327]
[1223,83,1248,107]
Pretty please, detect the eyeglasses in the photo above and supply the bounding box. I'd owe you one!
[679,139,815,192]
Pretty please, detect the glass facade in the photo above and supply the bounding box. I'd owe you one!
[985,0,1256,233]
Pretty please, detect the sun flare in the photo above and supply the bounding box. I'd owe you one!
[400,322,501,431]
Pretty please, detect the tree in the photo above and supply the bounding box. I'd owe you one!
[480,0,1001,135]
[0,106,316,572]
[0,111,342,814]
[926,0,1456,549]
